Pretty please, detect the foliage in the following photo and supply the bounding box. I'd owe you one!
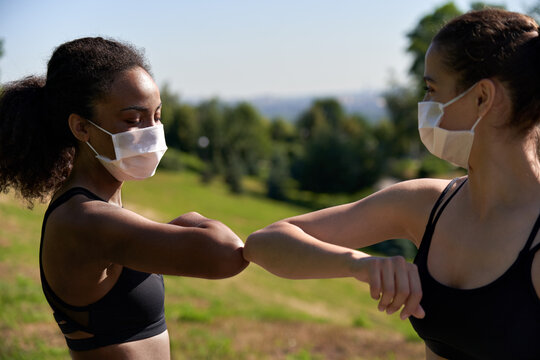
[406,2,462,90]
[382,1,505,181]
[382,85,424,163]
[267,146,292,200]
[0,176,423,360]
[154,0,476,256]
[529,0,540,23]
[0,38,3,84]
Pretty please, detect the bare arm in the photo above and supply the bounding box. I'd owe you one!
[48,199,249,279]
[244,178,449,319]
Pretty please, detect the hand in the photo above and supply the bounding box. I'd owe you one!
[168,212,210,228]
[355,256,425,320]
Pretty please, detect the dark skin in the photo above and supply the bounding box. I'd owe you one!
[41,66,249,360]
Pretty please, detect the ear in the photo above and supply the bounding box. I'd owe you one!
[476,79,496,118]
[68,114,91,142]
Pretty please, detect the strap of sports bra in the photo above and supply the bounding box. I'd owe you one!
[426,177,467,229]
[522,211,540,255]
[431,178,467,227]
[417,178,468,257]
[44,187,105,220]
[40,187,106,326]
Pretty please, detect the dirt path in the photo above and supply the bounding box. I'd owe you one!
[168,318,425,360]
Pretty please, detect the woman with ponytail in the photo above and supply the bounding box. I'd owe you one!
[245,9,540,359]
[0,37,248,359]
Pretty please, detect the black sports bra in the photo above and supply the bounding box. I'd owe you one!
[39,187,167,351]
[409,178,540,359]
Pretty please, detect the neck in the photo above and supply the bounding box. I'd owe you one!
[466,130,540,217]
[59,149,124,206]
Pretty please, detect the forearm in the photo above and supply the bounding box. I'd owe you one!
[244,222,369,279]
[166,212,249,277]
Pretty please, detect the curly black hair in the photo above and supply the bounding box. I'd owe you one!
[0,37,150,206]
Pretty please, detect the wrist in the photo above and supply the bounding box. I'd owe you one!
[347,251,371,282]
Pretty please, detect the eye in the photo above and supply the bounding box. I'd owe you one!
[125,118,140,125]
[154,110,162,123]
[423,85,433,93]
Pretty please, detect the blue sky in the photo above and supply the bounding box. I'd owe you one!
[0,0,536,100]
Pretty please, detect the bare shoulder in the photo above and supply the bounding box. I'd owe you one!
[361,178,452,246]
[359,177,451,215]
[45,194,154,258]
[374,177,450,199]
[279,178,453,249]
[47,193,138,233]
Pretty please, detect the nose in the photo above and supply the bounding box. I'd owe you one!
[142,117,159,128]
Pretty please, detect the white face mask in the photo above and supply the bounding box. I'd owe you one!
[418,83,482,169]
[86,121,167,181]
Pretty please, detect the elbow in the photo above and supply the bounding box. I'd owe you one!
[204,221,250,279]
[208,246,249,279]
[244,221,288,263]
[244,229,267,262]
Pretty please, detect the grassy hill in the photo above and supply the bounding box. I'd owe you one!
[0,171,423,360]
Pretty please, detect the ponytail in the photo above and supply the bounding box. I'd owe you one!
[501,33,540,134]
[0,37,148,207]
[0,76,74,206]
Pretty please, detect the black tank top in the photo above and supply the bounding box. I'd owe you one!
[409,178,540,359]
[39,187,167,351]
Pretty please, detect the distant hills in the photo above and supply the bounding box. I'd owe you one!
[187,90,388,123]
[239,90,388,123]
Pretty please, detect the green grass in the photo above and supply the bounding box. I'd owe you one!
[0,170,422,359]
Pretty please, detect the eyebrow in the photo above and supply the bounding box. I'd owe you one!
[423,76,436,83]
[120,103,162,112]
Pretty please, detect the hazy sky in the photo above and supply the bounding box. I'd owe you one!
[0,0,536,100]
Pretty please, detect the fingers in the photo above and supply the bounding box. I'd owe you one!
[365,256,424,320]
[399,265,425,320]
[385,257,409,315]
[368,259,382,301]
[378,258,396,312]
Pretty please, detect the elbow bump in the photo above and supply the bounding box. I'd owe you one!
[244,230,267,261]
[210,247,249,279]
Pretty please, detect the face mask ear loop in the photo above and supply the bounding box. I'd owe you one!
[471,115,483,132]
[87,119,117,160]
[441,82,479,109]
[86,141,101,157]
[87,120,114,136]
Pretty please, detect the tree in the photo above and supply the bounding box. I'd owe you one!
[470,2,506,10]
[382,2,465,180]
[293,99,381,193]
[383,85,423,159]
[160,84,182,149]
[406,2,462,90]
[269,117,296,143]
[0,38,4,83]
[529,1,540,23]
[197,98,226,179]
[297,98,344,141]
[222,102,271,177]
[267,146,291,200]
[174,104,199,153]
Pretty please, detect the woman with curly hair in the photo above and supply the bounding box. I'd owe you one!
[245,9,540,359]
[0,37,248,359]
